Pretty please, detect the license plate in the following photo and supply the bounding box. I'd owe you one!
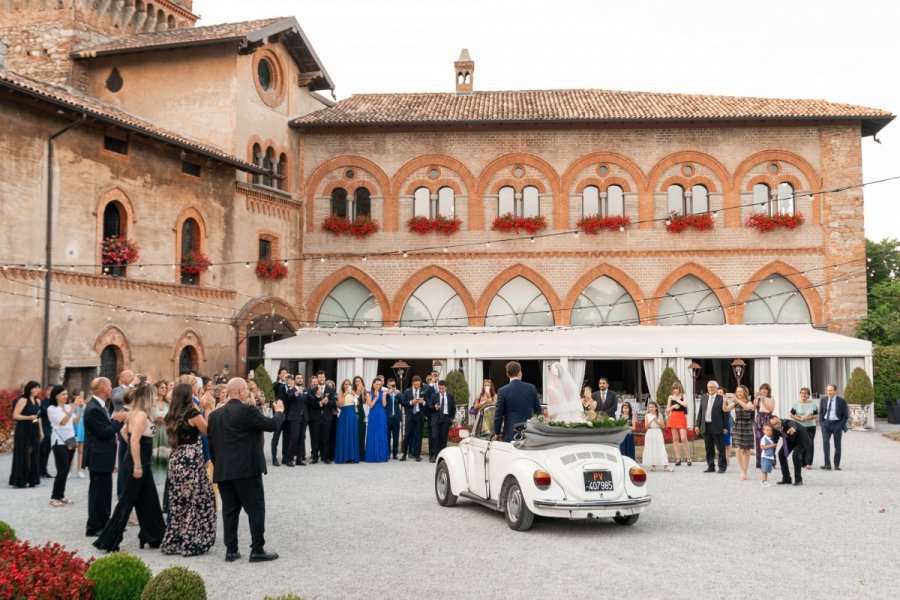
[583,470,614,492]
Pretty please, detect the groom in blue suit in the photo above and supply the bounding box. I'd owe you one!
[493,361,542,442]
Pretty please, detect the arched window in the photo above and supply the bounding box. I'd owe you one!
[582,185,600,216]
[277,152,288,191]
[690,185,708,214]
[180,218,199,285]
[571,276,639,326]
[437,186,455,217]
[667,184,685,214]
[400,277,468,327]
[251,143,262,185]
[178,346,196,375]
[606,185,624,217]
[743,275,811,324]
[413,187,430,217]
[99,345,120,381]
[753,183,770,209]
[262,148,275,187]
[354,188,371,218]
[103,202,122,240]
[657,275,725,325]
[246,315,295,373]
[776,183,794,216]
[486,276,554,327]
[522,186,539,217]
[498,186,515,216]
[318,278,383,327]
[330,187,348,218]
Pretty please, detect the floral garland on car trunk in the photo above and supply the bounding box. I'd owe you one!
[576,214,631,234]
[665,211,715,233]
[322,214,380,238]
[491,213,547,234]
[101,236,140,266]
[256,258,289,280]
[745,212,805,232]
[407,214,462,235]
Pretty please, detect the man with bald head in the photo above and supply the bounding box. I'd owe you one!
[84,377,128,536]
[208,377,285,563]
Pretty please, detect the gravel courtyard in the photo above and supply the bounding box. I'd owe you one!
[2,426,899,600]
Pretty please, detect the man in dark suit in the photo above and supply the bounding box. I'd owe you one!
[430,380,456,460]
[384,378,403,459]
[83,377,127,536]
[400,376,427,461]
[282,374,307,467]
[425,374,442,462]
[768,415,812,486]
[270,368,289,466]
[493,361,542,442]
[304,371,336,464]
[819,383,849,470]
[694,380,728,473]
[591,377,618,418]
[208,377,285,563]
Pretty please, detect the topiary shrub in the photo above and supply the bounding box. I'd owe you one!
[873,345,900,418]
[844,367,874,405]
[141,566,206,600]
[656,367,682,406]
[445,370,469,422]
[254,364,275,403]
[0,521,15,541]
[86,552,152,600]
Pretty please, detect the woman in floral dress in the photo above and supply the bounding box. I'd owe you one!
[161,383,215,556]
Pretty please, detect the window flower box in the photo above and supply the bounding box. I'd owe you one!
[101,236,140,277]
[180,249,211,276]
[576,214,631,234]
[745,212,805,232]
[322,214,380,238]
[491,213,547,235]
[255,258,288,281]
[407,214,462,235]
[665,211,715,233]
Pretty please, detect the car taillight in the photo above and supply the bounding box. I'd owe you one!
[629,467,647,486]
[533,470,552,490]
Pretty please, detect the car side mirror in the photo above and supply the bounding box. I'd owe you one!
[458,429,469,439]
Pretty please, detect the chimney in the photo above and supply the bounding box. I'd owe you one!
[454,48,474,95]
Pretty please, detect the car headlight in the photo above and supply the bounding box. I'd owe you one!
[629,466,647,486]
[532,470,552,490]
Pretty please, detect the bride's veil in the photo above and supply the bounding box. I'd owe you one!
[544,362,585,421]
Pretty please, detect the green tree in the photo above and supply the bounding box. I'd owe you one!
[656,367,682,406]
[254,364,275,403]
[857,280,900,345]
[873,345,900,418]
[865,237,900,293]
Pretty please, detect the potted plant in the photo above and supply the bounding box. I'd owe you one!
[101,236,140,278]
[576,214,631,234]
[665,211,715,233]
[255,258,289,281]
[745,212,805,232]
[843,367,875,430]
[445,370,470,424]
[491,212,547,234]
[180,249,211,283]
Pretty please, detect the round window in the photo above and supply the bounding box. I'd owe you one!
[345,169,355,179]
[598,165,609,176]
[768,163,779,174]
[428,168,440,179]
[513,166,525,178]
[682,164,694,176]
[258,59,273,91]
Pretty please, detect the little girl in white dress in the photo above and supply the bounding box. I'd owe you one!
[642,402,672,472]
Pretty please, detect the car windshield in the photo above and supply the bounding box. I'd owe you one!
[476,406,496,439]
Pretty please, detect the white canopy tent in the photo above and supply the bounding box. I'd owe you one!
[264,325,873,422]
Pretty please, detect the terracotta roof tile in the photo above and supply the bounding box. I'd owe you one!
[0,70,261,173]
[293,89,893,134]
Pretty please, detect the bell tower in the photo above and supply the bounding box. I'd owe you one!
[454,48,474,95]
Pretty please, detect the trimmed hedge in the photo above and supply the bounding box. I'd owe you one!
[873,345,900,418]
[141,566,206,600]
[86,552,152,600]
[0,521,14,541]
[843,367,874,405]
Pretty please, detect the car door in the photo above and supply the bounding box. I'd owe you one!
[466,406,495,499]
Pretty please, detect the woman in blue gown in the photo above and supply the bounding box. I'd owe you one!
[364,378,389,462]
[619,402,636,460]
[334,380,359,464]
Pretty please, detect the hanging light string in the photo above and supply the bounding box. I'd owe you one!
[2,175,898,271]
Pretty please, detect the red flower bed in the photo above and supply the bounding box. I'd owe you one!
[449,424,472,444]
[180,249,211,276]
[576,214,631,234]
[665,212,715,233]
[101,236,140,266]
[633,423,699,446]
[407,214,462,235]
[322,214,380,238]
[745,211,805,232]
[491,213,547,235]
[0,538,94,599]
[255,258,288,281]
[0,387,19,438]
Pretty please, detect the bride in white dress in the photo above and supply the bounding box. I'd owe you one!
[544,362,587,423]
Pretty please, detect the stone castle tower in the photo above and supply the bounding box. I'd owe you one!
[0,0,198,87]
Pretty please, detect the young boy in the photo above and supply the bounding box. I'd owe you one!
[759,423,777,487]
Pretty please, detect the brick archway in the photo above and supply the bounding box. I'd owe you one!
[171,328,206,377]
[733,260,823,325]
[233,295,302,374]
[305,156,392,231]
[646,151,732,229]
[476,153,562,229]
[561,152,646,229]
[732,150,821,226]
[475,264,563,326]
[561,264,648,326]
[93,324,133,369]
[390,155,477,231]
[390,265,478,326]
[305,266,392,326]
[648,262,735,325]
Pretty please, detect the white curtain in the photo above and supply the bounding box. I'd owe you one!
[363,359,378,386]
[336,359,355,388]
[778,358,810,419]
[468,358,481,408]
[817,358,840,397]
[754,358,771,394]
[542,360,557,402]
[262,359,281,382]
[568,360,586,394]
[642,359,660,404]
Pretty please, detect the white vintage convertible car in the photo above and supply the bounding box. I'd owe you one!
[434,406,651,531]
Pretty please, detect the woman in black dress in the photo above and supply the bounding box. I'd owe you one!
[94,383,166,552]
[161,383,215,556]
[8,381,43,488]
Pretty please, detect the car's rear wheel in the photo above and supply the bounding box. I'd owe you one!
[503,479,534,531]
[614,514,640,526]
[435,461,458,507]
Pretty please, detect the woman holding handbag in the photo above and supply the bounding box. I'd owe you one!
[47,385,84,507]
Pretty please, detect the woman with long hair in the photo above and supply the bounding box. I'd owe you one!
[334,380,359,464]
[70,389,87,479]
[754,383,775,469]
[94,382,165,552]
[353,376,367,456]
[151,380,170,484]
[665,381,691,466]
[8,381,42,488]
[619,402,636,460]
[725,385,756,480]
[364,377,389,463]
[580,386,597,413]
[473,379,497,413]
[161,383,215,556]
[642,401,671,472]
[46,385,84,506]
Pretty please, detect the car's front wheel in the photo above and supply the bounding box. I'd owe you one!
[614,514,640,526]
[435,461,458,507]
[503,478,535,531]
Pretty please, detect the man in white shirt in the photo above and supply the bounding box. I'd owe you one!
[694,380,729,473]
[819,384,849,470]
[401,376,427,462]
[430,380,456,460]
